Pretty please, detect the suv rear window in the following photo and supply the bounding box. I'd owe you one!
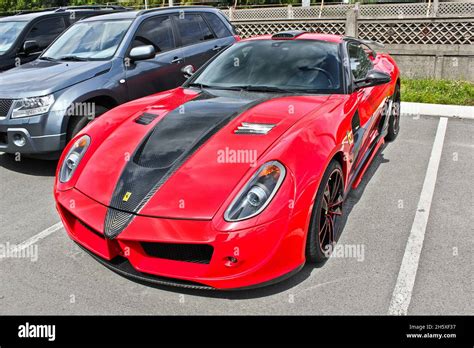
[202,12,232,38]
[173,14,215,46]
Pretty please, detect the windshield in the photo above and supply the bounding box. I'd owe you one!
[190,40,343,94]
[42,20,132,61]
[0,21,27,54]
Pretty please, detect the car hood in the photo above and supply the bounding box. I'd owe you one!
[75,88,332,232]
[0,59,112,98]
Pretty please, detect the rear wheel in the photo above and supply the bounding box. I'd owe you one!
[306,160,344,263]
[385,84,401,142]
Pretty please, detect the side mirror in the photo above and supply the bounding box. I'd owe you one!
[129,45,155,61]
[355,70,391,90]
[23,40,40,55]
[181,65,195,78]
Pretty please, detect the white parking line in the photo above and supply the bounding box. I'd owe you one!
[16,222,63,252]
[388,117,448,315]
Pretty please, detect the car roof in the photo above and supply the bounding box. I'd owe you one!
[242,33,344,44]
[0,11,58,22]
[79,6,219,22]
[80,11,138,21]
[0,8,126,22]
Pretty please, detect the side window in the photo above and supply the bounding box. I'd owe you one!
[202,12,232,38]
[132,16,175,53]
[25,17,66,49]
[348,43,372,80]
[174,14,216,46]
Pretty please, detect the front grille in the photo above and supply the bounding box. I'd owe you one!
[0,99,13,117]
[0,132,7,145]
[141,242,214,264]
[78,243,214,290]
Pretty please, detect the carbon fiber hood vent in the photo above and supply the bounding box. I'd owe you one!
[135,113,158,125]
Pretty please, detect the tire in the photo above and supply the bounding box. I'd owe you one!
[306,160,344,263]
[66,105,108,142]
[385,84,401,142]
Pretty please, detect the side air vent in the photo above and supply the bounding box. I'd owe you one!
[234,122,276,135]
[272,30,306,40]
[141,242,214,264]
[135,113,158,125]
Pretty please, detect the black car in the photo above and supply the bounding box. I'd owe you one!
[0,5,129,71]
[0,6,238,157]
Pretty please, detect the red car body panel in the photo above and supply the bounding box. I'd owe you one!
[54,33,400,289]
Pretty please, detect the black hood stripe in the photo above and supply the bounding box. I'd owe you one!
[104,90,278,239]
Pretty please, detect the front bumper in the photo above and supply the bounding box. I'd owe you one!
[56,188,305,290]
[0,113,65,154]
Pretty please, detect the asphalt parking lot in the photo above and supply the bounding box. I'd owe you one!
[0,114,472,315]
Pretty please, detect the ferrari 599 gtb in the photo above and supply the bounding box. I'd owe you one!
[54,31,400,290]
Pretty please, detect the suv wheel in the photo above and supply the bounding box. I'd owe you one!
[66,105,108,142]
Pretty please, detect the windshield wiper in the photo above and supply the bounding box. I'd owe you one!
[227,85,296,93]
[187,83,242,91]
[58,55,88,62]
[39,56,58,62]
[187,83,294,93]
[187,82,214,89]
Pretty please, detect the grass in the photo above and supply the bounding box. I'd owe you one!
[401,79,474,106]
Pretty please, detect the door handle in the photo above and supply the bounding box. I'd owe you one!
[212,46,222,52]
[171,57,182,64]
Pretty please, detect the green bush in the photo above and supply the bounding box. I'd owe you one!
[401,79,474,106]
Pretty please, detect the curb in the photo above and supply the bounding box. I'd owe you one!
[401,102,474,120]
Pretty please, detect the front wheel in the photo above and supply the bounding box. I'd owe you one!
[306,160,344,263]
[385,84,401,142]
[66,105,108,142]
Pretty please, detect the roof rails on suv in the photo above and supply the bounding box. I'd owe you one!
[14,5,130,15]
[14,7,56,15]
[137,5,212,16]
[55,5,132,12]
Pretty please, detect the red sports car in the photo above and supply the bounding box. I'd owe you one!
[54,31,400,290]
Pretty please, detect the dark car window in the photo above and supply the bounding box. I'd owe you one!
[25,17,67,49]
[202,12,232,38]
[132,16,175,53]
[191,40,342,94]
[173,14,215,46]
[0,21,28,54]
[348,43,372,80]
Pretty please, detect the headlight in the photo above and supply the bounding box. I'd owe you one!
[59,135,90,183]
[11,95,55,118]
[225,161,286,222]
